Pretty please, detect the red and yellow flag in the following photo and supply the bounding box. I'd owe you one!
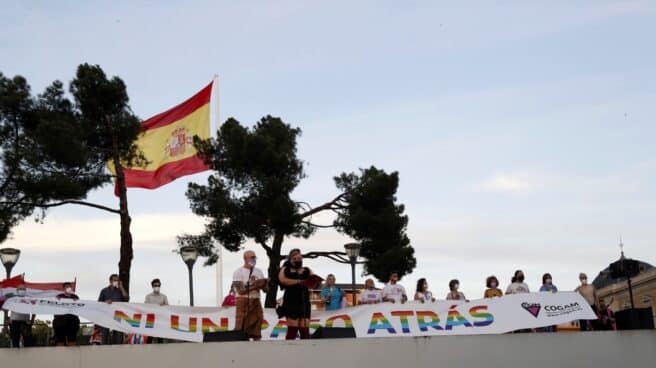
[110,81,214,190]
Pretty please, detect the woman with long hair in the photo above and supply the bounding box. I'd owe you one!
[505,270,530,295]
[414,278,436,302]
[278,248,315,340]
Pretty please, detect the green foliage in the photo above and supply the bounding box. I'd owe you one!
[70,64,145,167]
[334,166,416,282]
[31,320,53,346]
[0,64,144,243]
[0,331,9,348]
[182,116,312,260]
[183,116,416,287]
[0,73,38,242]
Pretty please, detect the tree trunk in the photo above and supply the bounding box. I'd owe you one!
[111,136,133,299]
[264,231,284,308]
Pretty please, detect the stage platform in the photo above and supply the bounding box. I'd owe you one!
[1,331,654,368]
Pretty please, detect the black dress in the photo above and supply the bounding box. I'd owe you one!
[281,266,311,319]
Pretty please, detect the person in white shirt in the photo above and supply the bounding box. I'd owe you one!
[232,250,267,340]
[144,278,168,343]
[506,270,530,294]
[382,271,407,304]
[9,284,34,348]
[359,278,382,304]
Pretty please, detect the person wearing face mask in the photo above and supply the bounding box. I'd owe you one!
[414,278,436,303]
[538,273,558,332]
[539,273,558,293]
[446,279,467,301]
[575,272,597,331]
[144,278,168,343]
[53,282,80,346]
[232,250,267,340]
[505,270,530,295]
[98,274,129,344]
[278,248,316,340]
[145,278,169,306]
[484,276,503,298]
[8,284,34,348]
[320,274,344,310]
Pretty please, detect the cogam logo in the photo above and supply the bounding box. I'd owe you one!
[521,302,541,318]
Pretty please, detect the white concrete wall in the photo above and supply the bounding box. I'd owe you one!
[1,331,655,368]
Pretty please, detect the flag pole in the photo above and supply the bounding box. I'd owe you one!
[211,75,223,306]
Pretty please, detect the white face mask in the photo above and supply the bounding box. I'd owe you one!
[581,278,588,285]
[153,287,160,293]
[112,281,119,287]
[545,279,552,284]
[65,287,73,294]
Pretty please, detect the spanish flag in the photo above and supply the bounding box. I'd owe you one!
[110,81,214,190]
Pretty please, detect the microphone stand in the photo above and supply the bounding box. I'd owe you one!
[300,267,309,339]
[243,266,254,337]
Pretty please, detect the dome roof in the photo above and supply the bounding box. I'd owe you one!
[593,258,654,289]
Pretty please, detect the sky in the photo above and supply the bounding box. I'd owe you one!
[1,0,655,307]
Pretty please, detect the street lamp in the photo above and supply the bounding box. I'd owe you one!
[297,246,365,307]
[0,247,21,279]
[344,243,361,306]
[1,247,21,333]
[179,246,199,306]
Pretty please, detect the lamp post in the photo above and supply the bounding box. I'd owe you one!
[292,245,365,307]
[344,243,361,306]
[0,247,20,279]
[179,246,199,306]
[1,247,21,333]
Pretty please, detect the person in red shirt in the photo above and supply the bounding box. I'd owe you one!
[54,282,80,346]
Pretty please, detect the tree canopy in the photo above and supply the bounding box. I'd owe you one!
[334,167,415,281]
[181,115,416,306]
[0,64,144,293]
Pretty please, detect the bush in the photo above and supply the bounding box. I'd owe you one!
[0,331,10,348]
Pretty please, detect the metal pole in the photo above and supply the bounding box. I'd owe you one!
[627,277,635,309]
[350,259,356,306]
[187,263,195,307]
[3,267,11,333]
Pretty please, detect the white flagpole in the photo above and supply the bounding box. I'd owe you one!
[211,75,223,306]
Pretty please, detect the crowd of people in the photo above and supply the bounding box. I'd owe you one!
[4,249,617,347]
[230,249,618,342]
[5,274,169,347]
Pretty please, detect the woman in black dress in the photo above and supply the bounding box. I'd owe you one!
[278,248,314,340]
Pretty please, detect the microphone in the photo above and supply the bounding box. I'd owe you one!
[245,260,256,293]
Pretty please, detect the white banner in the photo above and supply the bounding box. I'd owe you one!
[2,292,596,342]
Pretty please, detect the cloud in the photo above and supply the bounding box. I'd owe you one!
[473,161,655,195]
[477,174,538,193]
[6,212,206,251]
